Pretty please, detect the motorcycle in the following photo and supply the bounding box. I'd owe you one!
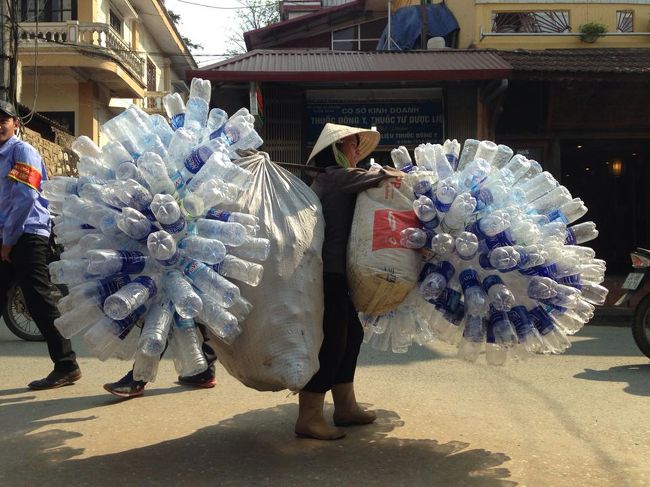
[615,247,650,358]
[2,226,65,342]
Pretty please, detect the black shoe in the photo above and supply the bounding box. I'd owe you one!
[178,368,216,388]
[28,369,82,390]
[103,371,146,399]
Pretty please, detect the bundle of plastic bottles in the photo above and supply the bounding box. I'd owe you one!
[42,78,269,381]
[361,139,608,364]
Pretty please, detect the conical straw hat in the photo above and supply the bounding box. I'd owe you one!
[307,123,380,164]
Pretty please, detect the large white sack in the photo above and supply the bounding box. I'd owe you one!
[206,151,324,392]
[347,175,425,315]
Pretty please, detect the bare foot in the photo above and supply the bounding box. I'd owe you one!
[295,416,346,440]
[333,406,377,427]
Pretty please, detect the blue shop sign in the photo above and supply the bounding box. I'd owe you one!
[306,100,443,148]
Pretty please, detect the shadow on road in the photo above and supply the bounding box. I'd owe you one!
[0,394,515,486]
[564,326,643,358]
[574,364,650,397]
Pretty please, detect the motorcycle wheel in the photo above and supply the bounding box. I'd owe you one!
[631,294,650,359]
[2,284,46,342]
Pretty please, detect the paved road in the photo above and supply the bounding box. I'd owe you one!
[1,319,648,487]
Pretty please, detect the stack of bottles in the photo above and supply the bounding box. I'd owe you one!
[43,77,270,382]
[361,139,607,365]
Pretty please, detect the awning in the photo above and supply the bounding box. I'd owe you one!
[189,49,511,83]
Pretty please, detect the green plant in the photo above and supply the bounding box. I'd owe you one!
[579,22,607,42]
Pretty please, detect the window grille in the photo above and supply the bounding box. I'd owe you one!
[492,11,570,33]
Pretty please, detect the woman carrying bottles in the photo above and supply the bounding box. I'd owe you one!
[295,123,401,440]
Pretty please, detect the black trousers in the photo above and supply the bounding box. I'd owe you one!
[0,233,78,372]
[303,272,364,393]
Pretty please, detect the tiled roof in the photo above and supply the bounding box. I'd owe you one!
[191,49,511,82]
[499,49,650,74]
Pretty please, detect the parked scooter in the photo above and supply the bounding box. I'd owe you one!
[615,247,650,358]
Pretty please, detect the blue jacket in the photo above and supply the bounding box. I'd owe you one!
[0,136,51,245]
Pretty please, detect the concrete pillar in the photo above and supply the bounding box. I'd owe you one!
[78,0,96,23]
[78,81,99,142]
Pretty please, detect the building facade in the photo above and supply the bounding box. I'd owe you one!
[13,0,196,143]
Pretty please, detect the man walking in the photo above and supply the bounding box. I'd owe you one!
[0,100,81,389]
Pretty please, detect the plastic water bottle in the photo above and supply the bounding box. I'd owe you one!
[185,78,211,128]
[163,270,203,318]
[440,192,477,233]
[102,141,134,170]
[432,144,454,180]
[197,292,241,344]
[186,150,253,192]
[150,194,186,235]
[413,145,434,171]
[115,179,153,215]
[182,259,240,307]
[413,195,439,229]
[457,138,479,172]
[53,300,106,338]
[458,157,491,192]
[169,314,208,377]
[548,198,588,225]
[443,139,460,171]
[84,307,145,361]
[138,297,173,356]
[483,275,515,310]
[390,146,413,172]
[491,144,514,169]
[103,276,158,320]
[213,254,264,287]
[474,140,498,165]
[217,114,254,147]
[77,156,114,180]
[49,258,93,285]
[71,135,102,159]
[529,306,572,353]
[115,162,150,190]
[178,235,226,265]
[149,114,174,148]
[116,207,156,242]
[429,232,455,257]
[133,350,161,382]
[520,171,558,202]
[206,108,228,139]
[529,186,572,213]
[147,230,181,266]
[204,208,259,235]
[419,261,454,301]
[226,236,271,262]
[86,249,148,276]
[42,177,79,201]
[163,92,186,129]
[180,138,228,182]
[137,152,177,196]
[486,306,517,365]
[500,154,531,182]
[399,227,428,249]
[167,127,195,172]
[181,179,239,218]
[565,221,598,244]
[195,218,247,247]
[226,295,253,322]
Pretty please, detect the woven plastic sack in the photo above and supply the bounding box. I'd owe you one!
[205,151,324,392]
[347,175,426,315]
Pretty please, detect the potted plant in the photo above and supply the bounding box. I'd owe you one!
[579,22,607,43]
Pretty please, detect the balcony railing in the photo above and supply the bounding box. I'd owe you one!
[18,21,145,81]
[143,91,168,114]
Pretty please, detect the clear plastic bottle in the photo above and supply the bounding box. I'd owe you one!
[419,261,454,301]
[163,270,203,318]
[520,171,558,202]
[147,230,181,266]
[529,185,572,214]
[180,138,228,182]
[197,292,241,344]
[412,195,439,229]
[86,249,148,276]
[115,179,153,214]
[206,108,228,139]
[41,176,79,202]
[181,179,239,218]
[53,299,106,338]
[150,194,186,235]
[435,177,457,216]
[565,221,598,244]
[204,208,260,235]
[163,92,186,129]
[213,254,264,287]
[178,235,227,265]
[103,276,158,321]
[440,192,477,233]
[71,135,102,159]
[133,350,161,382]
[185,87,210,128]
[226,236,270,262]
[443,138,460,171]
[167,127,195,173]
[101,140,134,170]
[138,297,173,356]
[547,198,588,225]
[399,227,428,249]
[182,259,240,307]
[149,113,174,148]
[77,155,114,180]
[474,140,498,165]
[490,144,514,170]
[186,150,253,192]
[483,275,515,311]
[432,144,454,180]
[195,218,247,247]
[456,138,479,172]
[116,207,156,242]
[84,307,145,361]
[228,295,253,322]
[169,315,208,377]
[390,146,412,171]
[49,258,92,285]
[115,162,150,189]
[136,152,177,196]
[529,306,571,354]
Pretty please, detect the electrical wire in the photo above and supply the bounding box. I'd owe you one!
[173,0,280,10]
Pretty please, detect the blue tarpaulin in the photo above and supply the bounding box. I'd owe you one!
[377,3,459,51]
